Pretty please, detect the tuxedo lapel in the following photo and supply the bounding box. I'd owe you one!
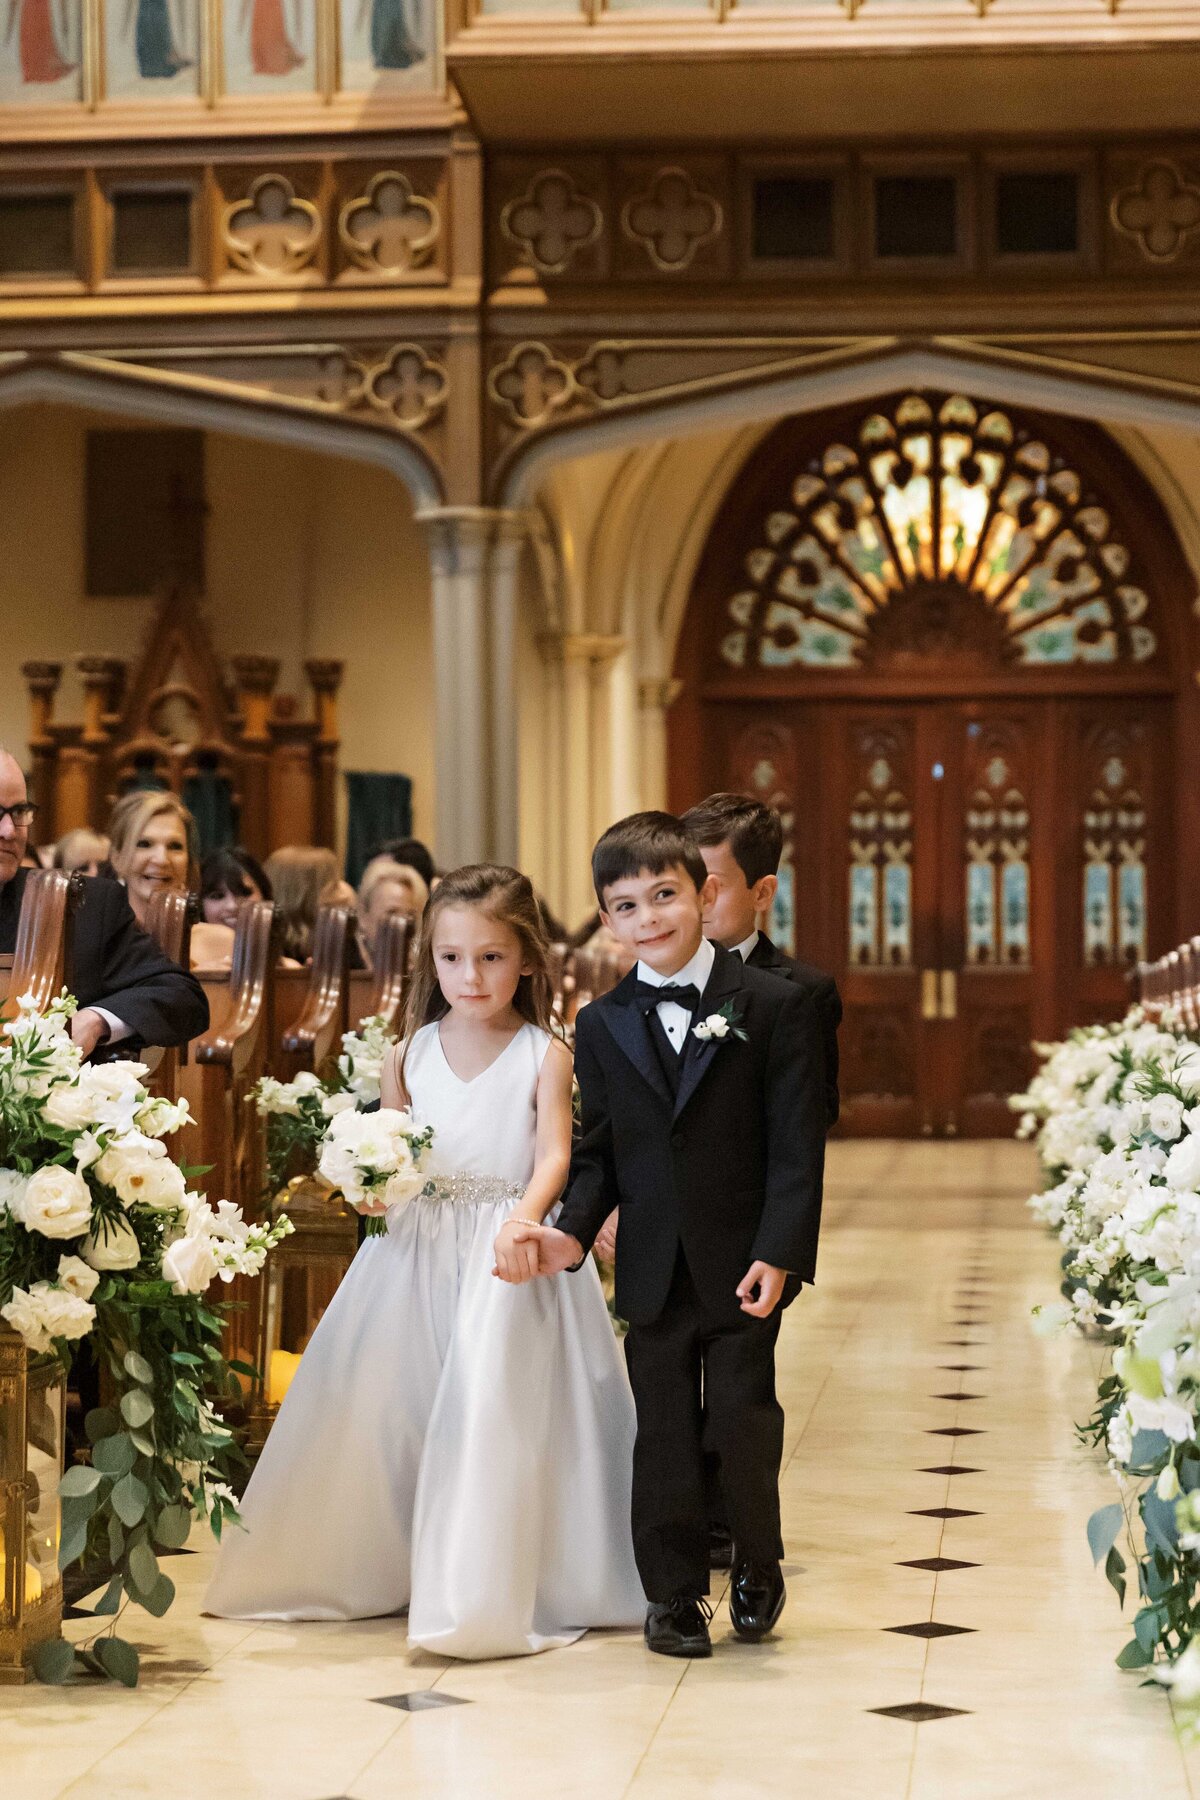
[673,944,745,1121]
[597,973,675,1109]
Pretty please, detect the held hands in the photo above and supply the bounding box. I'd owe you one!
[737,1260,787,1319]
[492,1224,584,1284]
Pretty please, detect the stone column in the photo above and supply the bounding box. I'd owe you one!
[304,659,344,852]
[540,634,626,927]
[637,676,684,813]
[415,507,531,870]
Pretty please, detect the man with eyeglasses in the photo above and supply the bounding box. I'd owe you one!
[0,750,208,1057]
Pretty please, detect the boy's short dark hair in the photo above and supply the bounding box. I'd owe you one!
[592,811,708,907]
[681,793,783,888]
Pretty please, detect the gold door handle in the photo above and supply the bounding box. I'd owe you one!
[940,969,958,1020]
[921,969,939,1020]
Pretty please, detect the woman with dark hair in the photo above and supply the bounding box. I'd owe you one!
[200,848,273,928]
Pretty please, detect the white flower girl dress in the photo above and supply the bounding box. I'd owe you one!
[206,1020,645,1658]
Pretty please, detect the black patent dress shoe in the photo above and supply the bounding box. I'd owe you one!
[644,1595,714,1658]
[728,1560,786,1641]
[708,1523,734,1570]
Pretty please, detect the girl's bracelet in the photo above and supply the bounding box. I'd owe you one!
[509,1216,547,1229]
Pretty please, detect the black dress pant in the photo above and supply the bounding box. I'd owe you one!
[623,1249,785,1602]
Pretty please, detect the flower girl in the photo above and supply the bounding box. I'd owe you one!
[207,864,645,1658]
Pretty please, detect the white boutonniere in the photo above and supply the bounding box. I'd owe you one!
[693,1001,748,1045]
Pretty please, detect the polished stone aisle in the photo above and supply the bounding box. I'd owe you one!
[7,1141,1200,1800]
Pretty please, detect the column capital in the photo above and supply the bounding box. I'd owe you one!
[229,655,281,695]
[21,661,63,696]
[638,676,684,711]
[561,634,627,668]
[415,506,533,578]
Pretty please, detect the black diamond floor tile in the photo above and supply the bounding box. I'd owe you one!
[933,1393,984,1402]
[63,1604,93,1620]
[885,1622,976,1639]
[869,1703,970,1722]
[908,1508,983,1519]
[897,1557,979,1572]
[159,1546,199,1557]
[920,1466,982,1476]
[940,1341,978,1348]
[939,1365,984,1372]
[372,1691,470,1712]
[926,1427,984,1437]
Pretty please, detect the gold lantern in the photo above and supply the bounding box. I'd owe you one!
[249,1177,358,1452]
[0,1328,66,1684]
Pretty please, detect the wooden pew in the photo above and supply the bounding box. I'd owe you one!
[0,868,79,1020]
[278,901,352,1080]
[138,886,195,1102]
[346,910,413,1037]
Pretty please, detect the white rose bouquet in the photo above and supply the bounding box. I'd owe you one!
[0,992,292,1689]
[317,1105,433,1233]
[251,1013,400,1197]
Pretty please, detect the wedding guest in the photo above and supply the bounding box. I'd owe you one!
[207,863,645,1656]
[0,749,207,1058]
[200,847,272,928]
[353,856,428,971]
[364,836,437,893]
[106,790,199,930]
[263,846,340,964]
[515,812,827,1658]
[53,827,110,878]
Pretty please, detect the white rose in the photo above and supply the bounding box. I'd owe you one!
[15,1165,94,1239]
[0,1168,29,1219]
[81,1214,142,1271]
[43,1082,100,1132]
[1165,1132,1200,1194]
[383,1170,425,1207]
[321,1091,356,1117]
[292,1071,324,1096]
[32,1281,95,1342]
[56,1254,100,1300]
[81,1061,149,1104]
[135,1095,191,1139]
[1148,1094,1186,1143]
[696,1013,730,1041]
[162,1232,219,1296]
[0,1286,53,1354]
[95,1135,186,1211]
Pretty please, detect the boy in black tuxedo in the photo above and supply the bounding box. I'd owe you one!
[682,792,842,1129]
[513,812,827,1658]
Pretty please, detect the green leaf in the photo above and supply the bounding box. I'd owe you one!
[32,1638,77,1684]
[137,1571,176,1618]
[170,1350,204,1367]
[95,1636,139,1688]
[1088,1503,1124,1566]
[1116,1638,1154,1670]
[127,1540,159,1597]
[59,1464,103,1499]
[85,1407,120,1444]
[108,1515,125,1563]
[228,1360,259,1379]
[92,1575,124,1616]
[120,1389,154,1429]
[123,1350,155,1387]
[1134,1608,1164,1653]
[129,1428,156,1457]
[58,1512,90,1571]
[110,1471,149,1528]
[91,1434,136,1480]
[154,1504,192,1550]
[1106,1545,1127,1608]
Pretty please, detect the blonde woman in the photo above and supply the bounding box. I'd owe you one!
[354,855,429,971]
[106,790,198,930]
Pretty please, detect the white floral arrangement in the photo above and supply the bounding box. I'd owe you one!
[317,1107,433,1231]
[0,992,292,1688]
[1020,1002,1200,1717]
[252,1014,398,1196]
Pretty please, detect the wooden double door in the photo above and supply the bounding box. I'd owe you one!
[709,696,1172,1137]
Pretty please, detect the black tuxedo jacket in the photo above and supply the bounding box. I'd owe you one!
[746,934,842,1128]
[0,871,209,1050]
[557,943,827,1326]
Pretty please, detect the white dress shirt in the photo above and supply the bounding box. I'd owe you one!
[635,936,716,1054]
[733,930,761,963]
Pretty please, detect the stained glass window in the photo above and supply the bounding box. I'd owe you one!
[1083,746,1148,967]
[964,748,1031,966]
[849,744,913,966]
[721,392,1159,672]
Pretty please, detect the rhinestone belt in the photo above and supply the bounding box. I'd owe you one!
[419,1175,526,1207]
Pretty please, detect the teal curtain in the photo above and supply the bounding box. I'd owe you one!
[344,771,412,886]
[182,770,237,857]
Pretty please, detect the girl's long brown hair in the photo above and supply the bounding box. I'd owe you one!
[398,864,559,1095]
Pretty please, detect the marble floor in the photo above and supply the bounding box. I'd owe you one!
[7,1140,1200,1800]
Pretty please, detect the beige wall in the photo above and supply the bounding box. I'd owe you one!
[0,403,434,853]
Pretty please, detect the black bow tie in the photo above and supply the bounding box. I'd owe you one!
[634,979,701,1014]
